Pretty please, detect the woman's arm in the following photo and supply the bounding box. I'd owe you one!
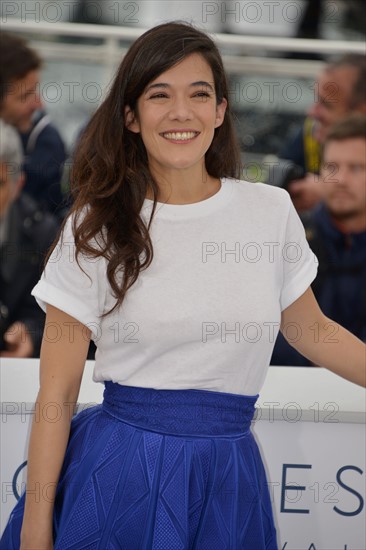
[280,287,366,387]
[20,305,91,550]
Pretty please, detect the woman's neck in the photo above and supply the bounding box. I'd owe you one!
[146,167,221,205]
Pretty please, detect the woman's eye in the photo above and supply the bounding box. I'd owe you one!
[194,91,210,98]
[149,93,168,99]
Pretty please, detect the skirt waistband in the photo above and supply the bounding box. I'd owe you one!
[102,382,258,437]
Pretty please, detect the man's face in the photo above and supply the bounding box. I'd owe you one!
[0,70,42,132]
[308,67,361,143]
[321,138,366,224]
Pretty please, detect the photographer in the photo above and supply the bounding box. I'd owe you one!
[271,114,366,366]
[280,54,366,212]
[0,119,59,357]
[0,32,66,218]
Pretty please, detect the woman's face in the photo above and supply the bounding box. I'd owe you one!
[126,53,227,181]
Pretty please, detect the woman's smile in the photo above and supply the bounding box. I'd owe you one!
[160,129,201,143]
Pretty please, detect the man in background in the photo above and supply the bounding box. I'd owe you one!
[0,32,66,218]
[0,119,59,357]
[281,54,366,212]
[272,114,366,365]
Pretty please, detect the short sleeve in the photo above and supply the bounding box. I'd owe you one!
[280,195,318,311]
[31,215,107,339]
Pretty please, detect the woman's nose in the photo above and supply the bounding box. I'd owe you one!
[168,97,194,121]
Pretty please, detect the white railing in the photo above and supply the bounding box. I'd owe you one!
[2,19,365,81]
[2,18,366,53]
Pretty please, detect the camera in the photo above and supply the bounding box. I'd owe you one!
[265,158,305,190]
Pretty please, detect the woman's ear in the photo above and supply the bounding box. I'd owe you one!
[125,106,140,133]
[214,98,227,128]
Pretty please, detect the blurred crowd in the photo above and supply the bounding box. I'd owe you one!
[0,30,365,365]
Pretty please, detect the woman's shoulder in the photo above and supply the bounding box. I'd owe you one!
[60,206,107,250]
[46,207,109,282]
[223,177,291,211]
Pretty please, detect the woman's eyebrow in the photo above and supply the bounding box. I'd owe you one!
[190,81,214,91]
[144,81,215,94]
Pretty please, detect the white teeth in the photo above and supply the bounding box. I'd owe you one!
[162,131,197,140]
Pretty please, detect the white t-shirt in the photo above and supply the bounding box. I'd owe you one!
[32,178,318,395]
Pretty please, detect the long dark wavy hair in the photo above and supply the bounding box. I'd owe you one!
[56,22,242,314]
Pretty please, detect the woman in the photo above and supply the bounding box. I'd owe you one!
[1,22,364,550]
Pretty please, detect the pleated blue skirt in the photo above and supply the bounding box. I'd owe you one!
[1,382,278,549]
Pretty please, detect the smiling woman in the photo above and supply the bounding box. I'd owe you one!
[1,21,365,550]
[66,21,241,313]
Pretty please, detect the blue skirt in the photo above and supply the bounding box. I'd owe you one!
[1,383,278,549]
